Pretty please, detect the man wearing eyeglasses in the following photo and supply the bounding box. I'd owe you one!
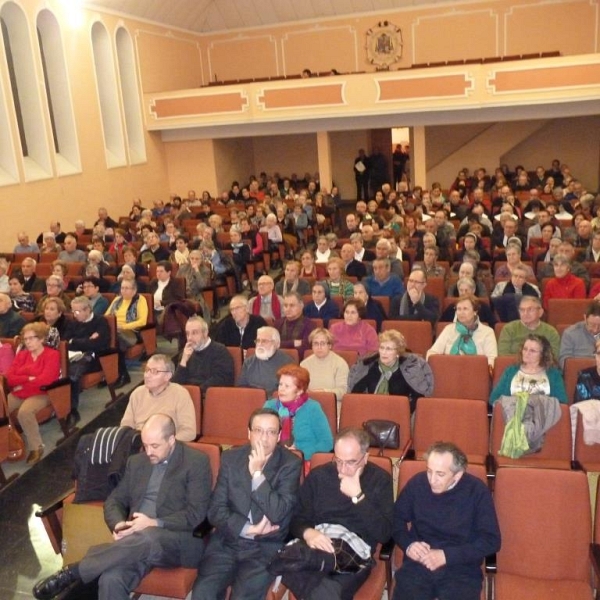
[285,427,393,599]
[389,266,439,324]
[193,408,302,600]
[121,354,196,441]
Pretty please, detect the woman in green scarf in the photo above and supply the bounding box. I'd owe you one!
[426,295,497,367]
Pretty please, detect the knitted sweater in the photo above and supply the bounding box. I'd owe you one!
[330,320,379,356]
[300,352,349,401]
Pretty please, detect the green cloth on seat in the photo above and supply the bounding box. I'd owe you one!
[499,391,530,459]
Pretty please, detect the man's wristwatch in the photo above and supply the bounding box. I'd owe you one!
[252,470,263,479]
[351,491,365,504]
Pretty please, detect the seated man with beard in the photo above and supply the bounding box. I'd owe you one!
[238,326,295,397]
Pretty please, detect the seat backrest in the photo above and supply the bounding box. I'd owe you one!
[329,318,377,331]
[563,356,595,404]
[186,441,221,489]
[202,386,266,439]
[425,277,444,309]
[397,459,488,496]
[490,403,572,461]
[574,409,600,472]
[225,346,243,382]
[339,393,411,450]
[546,298,590,327]
[492,354,518,389]
[182,385,201,438]
[303,348,358,367]
[310,451,392,476]
[245,347,299,363]
[308,391,337,437]
[427,355,490,401]
[372,295,390,316]
[381,320,433,356]
[413,397,489,461]
[495,467,591,582]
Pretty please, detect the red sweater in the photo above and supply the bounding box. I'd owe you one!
[542,273,586,311]
[6,346,61,399]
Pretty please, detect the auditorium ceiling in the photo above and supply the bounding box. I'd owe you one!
[84,0,453,34]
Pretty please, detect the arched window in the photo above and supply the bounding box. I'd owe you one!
[91,21,126,168]
[116,26,146,164]
[1,1,51,180]
[36,9,81,174]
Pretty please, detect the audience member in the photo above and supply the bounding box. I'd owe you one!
[392,441,500,600]
[172,316,234,395]
[121,355,196,440]
[498,295,560,357]
[249,275,284,323]
[274,292,316,359]
[33,414,211,600]
[330,299,379,356]
[214,295,267,351]
[389,267,439,323]
[0,292,25,337]
[300,328,349,401]
[558,301,600,368]
[275,261,311,296]
[238,327,295,397]
[542,254,586,311]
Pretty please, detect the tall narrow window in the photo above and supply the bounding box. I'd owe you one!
[0,2,51,180]
[91,21,126,168]
[36,9,81,174]
[116,27,146,164]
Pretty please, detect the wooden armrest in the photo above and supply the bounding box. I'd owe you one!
[35,486,76,518]
[40,377,71,391]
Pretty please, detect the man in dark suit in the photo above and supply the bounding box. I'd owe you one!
[33,414,212,600]
[340,244,367,279]
[192,408,302,600]
[17,257,46,292]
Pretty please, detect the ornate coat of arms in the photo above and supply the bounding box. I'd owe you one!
[366,21,403,70]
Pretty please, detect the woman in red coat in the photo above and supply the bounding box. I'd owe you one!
[6,322,61,464]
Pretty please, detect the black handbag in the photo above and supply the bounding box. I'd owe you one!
[363,420,400,456]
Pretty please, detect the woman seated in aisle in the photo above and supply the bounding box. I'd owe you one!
[302,281,340,327]
[490,333,567,405]
[427,295,497,367]
[6,322,61,464]
[325,257,354,302]
[8,273,35,313]
[350,329,433,412]
[263,364,333,462]
[300,328,349,402]
[330,298,379,357]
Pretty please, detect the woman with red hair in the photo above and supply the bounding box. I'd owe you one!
[263,364,333,461]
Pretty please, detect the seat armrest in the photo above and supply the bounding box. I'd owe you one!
[40,377,71,391]
[35,486,76,518]
[590,543,600,576]
[193,517,213,539]
[96,348,119,358]
[378,537,395,561]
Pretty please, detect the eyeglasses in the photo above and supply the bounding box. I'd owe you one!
[251,427,279,437]
[144,368,170,375]
[333,454,366,469]
[312,341,330,347]
[407,279,426,285]
[73,309,89,314]
[46,283,60,288]
[255,338,275,345]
